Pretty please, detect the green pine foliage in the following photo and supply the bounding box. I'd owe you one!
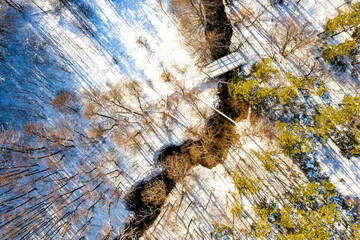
[323,4,360,69]
[228,58,279,106]
[341,94,360,120]
[252,150,278,173]
[277,206,295,229]
[282,73,328,101]
[314,106,339,139]
[278,86,298,105]
[211,221,234,240]
[228,79,275,106]
[233,172,261,195]
[250,58,280,83]
[324,3,360,34]
[252,180,345,239]
[315,82,329,97]
[286,73,317,90]
[231,199,244,219]
[352,26,360,39]
[253,200,277,221]
[315,94,360,157]
[228,59,327,108]
[275,122,312,158]
[349,222,360,240]
[253,219,272,239]
[227,59,360,239]
[322,39,358,65]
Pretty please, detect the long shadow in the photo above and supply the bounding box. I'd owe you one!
[114,0,251,239]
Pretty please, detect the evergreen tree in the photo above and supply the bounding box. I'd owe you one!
[252,180,347,239]
[322,39,358,66]
[275,122,312,158]
[324,3,360,34]
[250,58,279,83]
[315,94,360,157]
[233,172,261,195]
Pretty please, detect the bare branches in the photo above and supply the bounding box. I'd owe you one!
[270,17,316,58]
[141,178,167,206]
[51,90,79,114]
[159,153,192,181]
[1,0,24,13]
[168,0,211,64]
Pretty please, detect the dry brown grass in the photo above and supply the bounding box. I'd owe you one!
[220,98,249,122]
[181,140,204,165]
[257,118,275,140]
[249,108,260,126]
[185,124,202,140]
[200,153,221,168]
[87,124,105,140]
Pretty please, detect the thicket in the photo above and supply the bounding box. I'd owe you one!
[211,221,234,239]
[229,142,360,239]
[228,56,360,160]
[273,93,360,160]
[225,40,360,236]
[228,58,278,107]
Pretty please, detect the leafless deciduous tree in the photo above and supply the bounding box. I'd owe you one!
[0,119,123,239]
[270,17,316,57]
[162,0,213,64]
[82,82,152,153]
[50,90,79,114]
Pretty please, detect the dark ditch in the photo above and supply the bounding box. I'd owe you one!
[115,1,248,239]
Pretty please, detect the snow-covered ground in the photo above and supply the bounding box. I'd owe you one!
[144,0,360,238]
[1,0,360,239]
[1,0,217,238]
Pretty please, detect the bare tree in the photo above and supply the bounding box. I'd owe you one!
[0,119,124,239]
[165,0,213,64]
[50,90,79,114]
[270,17,316,57]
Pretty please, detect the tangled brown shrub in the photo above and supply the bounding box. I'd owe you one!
[141,178,167,206]
[159,153,192,181]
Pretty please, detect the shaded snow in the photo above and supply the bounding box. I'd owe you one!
[2,0,360,239]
